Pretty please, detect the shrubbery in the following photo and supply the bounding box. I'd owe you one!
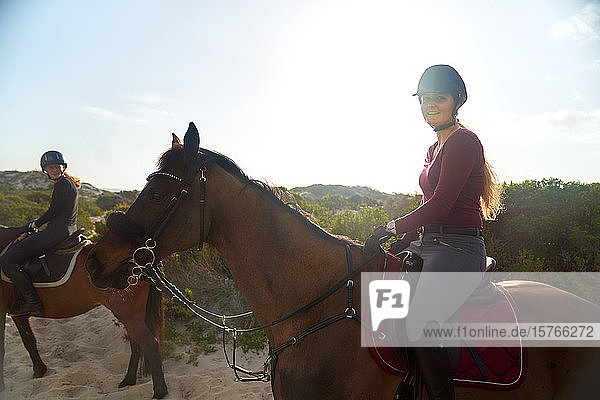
[295,193,418,242]
[0,191,48,226]
[160,248,267,361]
[484,179,600,272]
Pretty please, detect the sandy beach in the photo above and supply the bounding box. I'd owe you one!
[2,307,274,399]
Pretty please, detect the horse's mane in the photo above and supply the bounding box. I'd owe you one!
[157,147,353,246]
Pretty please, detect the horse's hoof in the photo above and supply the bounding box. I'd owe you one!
[118,377,136,388]
[33,364,48,378]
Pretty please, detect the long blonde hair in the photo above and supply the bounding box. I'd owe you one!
[456,123,502,220]
[481,159,502,220]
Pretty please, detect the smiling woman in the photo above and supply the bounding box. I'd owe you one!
[0,150,80,316]
[369,64,503,400]
[420,94,453,127]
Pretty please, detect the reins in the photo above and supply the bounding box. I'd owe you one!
[135,242,378,382]
[120,154,380,383]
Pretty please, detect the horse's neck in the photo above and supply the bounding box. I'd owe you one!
[208,169,349,330]
[0,227,22,252]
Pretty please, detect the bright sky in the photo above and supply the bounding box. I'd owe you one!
[1,0,598,193]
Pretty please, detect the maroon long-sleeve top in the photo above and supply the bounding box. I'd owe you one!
[394,128,485,235]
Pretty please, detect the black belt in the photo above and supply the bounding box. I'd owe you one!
[420,225,482,236]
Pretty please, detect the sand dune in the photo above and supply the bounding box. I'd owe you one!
[2,307,274,399]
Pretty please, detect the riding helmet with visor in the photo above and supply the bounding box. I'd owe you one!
[40,150,67,171]
[414,65,467,131]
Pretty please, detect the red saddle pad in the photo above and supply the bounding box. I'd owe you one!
[365,251,527,390]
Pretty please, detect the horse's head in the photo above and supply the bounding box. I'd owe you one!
[86,122,212,288]
[0,225,31,251]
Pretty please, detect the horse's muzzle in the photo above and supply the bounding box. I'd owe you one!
[85,249,131,290]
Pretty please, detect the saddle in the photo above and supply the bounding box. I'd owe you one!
[1,228,90,288]
[366,251,528,391]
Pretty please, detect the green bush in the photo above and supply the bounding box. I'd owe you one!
[485,179,600,272]
[161,248,265,362]
[0,189,102,232]
[96,193,122,211]
[0,191,49,226]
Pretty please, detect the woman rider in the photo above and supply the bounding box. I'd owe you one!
[0,151,80,316]
[374,65,502,399]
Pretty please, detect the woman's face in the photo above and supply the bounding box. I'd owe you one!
[419,93,455,128]
[44,164,64,180]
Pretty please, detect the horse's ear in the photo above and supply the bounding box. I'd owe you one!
[183,122,199,164]
[172,133,182,149]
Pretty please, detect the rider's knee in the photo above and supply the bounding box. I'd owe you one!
[0,257,20,277]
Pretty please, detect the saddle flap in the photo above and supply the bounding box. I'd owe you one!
[2,245,88,287]
[367,254,527,390]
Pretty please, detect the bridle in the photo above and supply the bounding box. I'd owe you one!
[114,152,380,387]
[125,156,208,285]
[143,158,208,248]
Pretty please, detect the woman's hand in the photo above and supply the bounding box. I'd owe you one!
[389,233,413,254]
[364,224,398,256]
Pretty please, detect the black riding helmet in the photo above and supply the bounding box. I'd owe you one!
[413,65,467,131]
[40,150,67,172]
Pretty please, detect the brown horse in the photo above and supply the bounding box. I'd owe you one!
[0,226,167,399]
[86,122,600,399]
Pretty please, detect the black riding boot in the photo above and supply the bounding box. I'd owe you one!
[414,346,455,400]
[9,269,43,316]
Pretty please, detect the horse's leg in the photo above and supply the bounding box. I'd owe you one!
[121,319,167,399]
[11,315,47,378]
[110,285,166,399]
[0,308,6,391]
[119,340,141,388]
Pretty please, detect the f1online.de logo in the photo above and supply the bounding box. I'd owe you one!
[369,280,410,331]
